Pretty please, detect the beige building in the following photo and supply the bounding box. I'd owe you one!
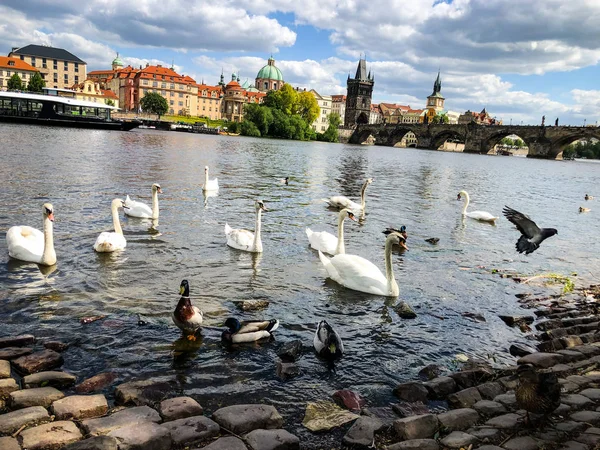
[196,83,222,120]
[369,103,383,124]
[310,89,331,133]
[0,56,38,90]
[71,79,119,108]
[9,45,86,90]
[331,95,346,124]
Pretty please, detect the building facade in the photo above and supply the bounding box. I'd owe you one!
[255,57,284,92]
[344,58,374,127]
[331,95,346,124]
[71,79,119,108]
[425,71,445,123]
[0,56,38,90]
[196,83,222,120]
[310,90,332,133]
[9,45,86,90]
[458,108,500,125]
[369,103,383,124]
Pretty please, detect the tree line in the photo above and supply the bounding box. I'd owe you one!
[563,140,600,160]
[7,72,46,93]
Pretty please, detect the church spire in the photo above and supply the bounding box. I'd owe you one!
[433,69,442,95]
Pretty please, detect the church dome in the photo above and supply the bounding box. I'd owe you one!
[256,57,284,82]
[112,53,123,67]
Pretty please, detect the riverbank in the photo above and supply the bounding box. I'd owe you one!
[2,284,600,449]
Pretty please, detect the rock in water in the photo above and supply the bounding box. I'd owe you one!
[302,401,359,432]
[332,390,366,411]
[277,340,303,362]
[76,373,118,394]
[394,302,417,319]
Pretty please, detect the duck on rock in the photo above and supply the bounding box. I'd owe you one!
[172,280,203,341]
[515,363,561,424]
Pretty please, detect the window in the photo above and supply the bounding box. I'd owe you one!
[203,106,205,111]
[209,107,211,112]
[161,90,166,96]
[170,91,174,97]
[54,73,58,83]
[64,61,68,71]
[170,83,174,89]
[42,58,47,69]
[170,100,174,105]
[31,57,36,67]
[178,101,183,106]
[178,92,183,98]
[53,60,57,70]
[152,81,157,87]
[74,75,79,83]
[64,74,68,84]
[74,63,79,73]
[20,55,24,60]
[264,82,268,90]
[161,82,166,88]
[142,80,148,85]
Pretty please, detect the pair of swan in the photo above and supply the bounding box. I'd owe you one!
[6,203,57,266]
[322,178,373,212]
[124,184,162,219]
[225,200,267,253]
[306,209,357,255]
[457,190,498,223]
[203,166,219,192]
[319,232,405,297]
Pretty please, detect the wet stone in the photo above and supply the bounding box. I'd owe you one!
[0,436,20,450]
[499,315,534,327]
[245,429,300,450]
[394,414,438,440]
[447,387,482,408]
[44,341,69,352]
[580,388,600,401]
[82,405,162,436]
[437,408,480,431]
[557,349,586,362]
[392,401,429,418]
[12,349,63,374]
[571,410,600,425]
[476,447,504,450]
[394,381,429,403]
[572,345,600,356]
[10,386,65,409]
[549,364,572,376]
[212,404,284,435]
[555,420,587,433]
[439,431,478,448]
[484,413,521,429]
[20,420,83,450]
[114,376,177,406]
[562,394,594,409]
[343,416,383,447]
[0,347,33,360]
[23,370,77,388]
[332,390,365,411]
[575,433,600,446]
[561,336,585,348]
[477,382,505,400]
[108,421,171,450]
[386,439,439,450]
[560,380,581,393]
[449,368,492,389]
[0,405,50,434]
[361,406,399,426]
[587,427,600,435]
[473,400,507,416]
[0,334,35,349]
[560,442,590,450]
[64,436,119,450]
[161,415,220,446]
[555,403,572,415]
[567,375,593,387]
[466,426,500,441]
[276,340,303,362]
[75,372,118,394]
[509,343,537,357]
[200,436,248,450]
[424,376,457,399]
[276,361,300,380]
[503,436,539,450]
[0,378,19,396]
[0,360,10,378]
[52,394,109,420]
[418,364,442,381]
[494,392,517,408]
[518,352,564,368]
[159,396,203,421]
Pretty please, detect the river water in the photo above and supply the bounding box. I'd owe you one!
[1,124,600,435]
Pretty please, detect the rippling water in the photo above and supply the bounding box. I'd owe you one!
[1,124,600,437]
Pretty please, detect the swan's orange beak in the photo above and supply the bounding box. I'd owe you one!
[457,193,462,200]
[157,187,163,194]
[400,241,408,250]
[48,212,54,222]
[348,213,357,222]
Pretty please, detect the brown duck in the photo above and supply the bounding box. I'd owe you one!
[172,280,203,341]
[516,363,561,424]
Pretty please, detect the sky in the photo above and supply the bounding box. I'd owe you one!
[2,0,600,125]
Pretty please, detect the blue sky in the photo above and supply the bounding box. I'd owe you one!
[1,0,599,125]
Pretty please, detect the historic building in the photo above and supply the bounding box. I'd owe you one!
[9,44,86,90]
[71,79,119,108]
[369,104,383,124]
[425,71,444,123]
[221,73,266,122]
[310,89,332,133]
[458,108,500,125]
[0,56,38,90]
[255,56,284,92]
[344,57,374,127]
[196,82,222,120]
[331,95,346,123]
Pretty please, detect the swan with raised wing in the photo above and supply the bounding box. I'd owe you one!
[94,199,127,252]
[6,203,57,266]
[225,200,267,253]
[306,209,357,255]
[124,183,162,219]
[457,190,498,223]
[202,166,219,192]
[322,178,373,211]
[318,232,406,297]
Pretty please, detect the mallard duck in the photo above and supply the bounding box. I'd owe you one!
[585,194,593,200]
[281,177,289,185]
[383,225,408,240]
[172,280,203,341]
[579,206,591,213]
[221,318,279,343]
[425,238,439,245]
[314,320,344,359]
[515,363,561,424]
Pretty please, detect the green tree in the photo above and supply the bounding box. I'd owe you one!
[140,92,168,119]
[105,99,115,107]
[319,112,341,143]
[227,121,240,133]
[244,103,273,136]
[7,73,23,90]
[432,112,449,124]
[240,120,261,137]
[296,91,320,125]
[27,72,45,93]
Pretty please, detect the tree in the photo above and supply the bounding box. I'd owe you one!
[240,120,261,137]
[244,103,273,136]
[319,112,341,143]
[27,72,45,93]
[140,92,168,119]
[296,91,320,125]
[7,73,23,90]
[432,112,449,124]
[105,99,115,107]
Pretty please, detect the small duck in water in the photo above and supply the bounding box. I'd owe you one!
[172,280,203,341]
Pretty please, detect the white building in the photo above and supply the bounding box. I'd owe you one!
[446,110,460,124]
[331,95,346,125]
[310,89,332,133]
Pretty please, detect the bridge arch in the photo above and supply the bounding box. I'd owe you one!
[482,130,532,156]
[389,127,425,148]
[551,130,600,159]
[430,129,467,151]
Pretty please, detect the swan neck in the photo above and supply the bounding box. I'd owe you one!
[204,169,209,186]
[462,192,470,215]
[252,208,262,252]
[152,189,159,219]
[41,216,56,266]
[335,212,346,254]
[384,238,399,296]
[112,203,123,235]
[360,182,368,208]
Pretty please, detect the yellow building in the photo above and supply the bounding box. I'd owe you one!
[196,83,222,120]
[9,44,86,90]
[71,79,119,109]
[0,56,39,90]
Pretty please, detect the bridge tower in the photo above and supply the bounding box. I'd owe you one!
[425,70,445,123]
[344,57,374,128]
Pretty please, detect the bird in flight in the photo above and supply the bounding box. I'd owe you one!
[503,206,557,254]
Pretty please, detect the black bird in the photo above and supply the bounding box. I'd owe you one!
[425,238,439,245]
[503,206,557,254]
[515,363,561,425]
[383,225,407,240]
[313,320,344,360]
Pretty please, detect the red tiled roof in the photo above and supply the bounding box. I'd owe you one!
[0,56,38,72]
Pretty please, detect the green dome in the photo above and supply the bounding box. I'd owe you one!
[256,57,284,81]
[112,53,123,66]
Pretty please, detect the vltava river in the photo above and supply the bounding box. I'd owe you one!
[1,124,599,435]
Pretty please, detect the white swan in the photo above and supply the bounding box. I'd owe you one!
[457,190,498,223]
[94,199,127,253]
[6,203,57,266]
[306,209,357,255]
[318,232,405,297]
[322,178,373,211]
[224,200,267,253]
[124,183,162,219]
[202,166,219,192]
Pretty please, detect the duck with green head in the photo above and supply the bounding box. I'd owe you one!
[221,318,279,344]
[172,280,203,341]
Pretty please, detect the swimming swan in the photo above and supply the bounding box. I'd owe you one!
[225,200,267,253]
[322,178,373,211]
[306,209,357,255]
[94,199,127,252]
[124,183,162,219]
[202,166,219,192]
[457,190,498,223]
[6,203,57,266]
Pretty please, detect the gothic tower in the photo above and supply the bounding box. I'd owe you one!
[344,57,374,128]
[425,70,445,123]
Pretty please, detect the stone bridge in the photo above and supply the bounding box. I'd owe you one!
[349,123,600,159]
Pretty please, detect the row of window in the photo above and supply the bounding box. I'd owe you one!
[21,56,79,72]
[2,71,30,79]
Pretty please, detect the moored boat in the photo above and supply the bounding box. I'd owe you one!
[0,91,140,131]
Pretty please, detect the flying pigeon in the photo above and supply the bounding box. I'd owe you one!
[503,206,557,254]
